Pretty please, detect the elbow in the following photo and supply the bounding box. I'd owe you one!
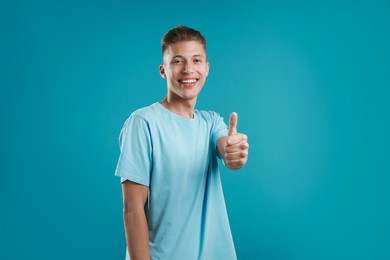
[123,203,146,221]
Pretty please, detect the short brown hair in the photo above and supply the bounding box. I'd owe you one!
[161,26,206,54]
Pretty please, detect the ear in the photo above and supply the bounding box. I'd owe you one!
[159,64,166,78]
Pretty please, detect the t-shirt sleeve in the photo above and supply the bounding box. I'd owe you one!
[114,114,152,186]
[211,112,228,147]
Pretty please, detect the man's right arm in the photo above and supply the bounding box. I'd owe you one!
[122,180,150,260]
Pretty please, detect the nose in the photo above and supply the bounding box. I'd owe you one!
[183,63,193,74]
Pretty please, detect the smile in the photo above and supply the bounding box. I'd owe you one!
[179,79,198,83]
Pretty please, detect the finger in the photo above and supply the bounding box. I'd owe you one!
[226,158,247,169]
[227,112,238,136]
[225,141,249,153]
[225,150,248,160]
[227,134,247,146]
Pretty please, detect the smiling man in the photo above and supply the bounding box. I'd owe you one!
[115,26,249,260]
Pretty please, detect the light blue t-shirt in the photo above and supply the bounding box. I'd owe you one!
[115,102,237,260]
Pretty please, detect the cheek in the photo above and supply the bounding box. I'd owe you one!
[201,68,209,78]
[170,67,182,77]
[200,65,209,76]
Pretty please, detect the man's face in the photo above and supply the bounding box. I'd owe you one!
[160,40,209,102]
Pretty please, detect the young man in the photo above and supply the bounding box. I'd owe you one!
[115,26,249,260]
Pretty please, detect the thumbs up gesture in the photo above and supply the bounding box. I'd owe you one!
[224,112,249,170]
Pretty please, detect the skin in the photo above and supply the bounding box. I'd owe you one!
[122,40,249,259]
[122,181,149,260]
[159,40,210,119]
[218,112,249,170]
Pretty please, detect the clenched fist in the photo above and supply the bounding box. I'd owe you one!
[223,112,249,170]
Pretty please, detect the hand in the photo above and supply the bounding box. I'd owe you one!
[224,112,249,170]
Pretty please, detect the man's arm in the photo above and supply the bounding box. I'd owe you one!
[217,112,249,170]
[122,180,150,260]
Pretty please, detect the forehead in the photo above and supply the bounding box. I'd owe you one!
[163,40,206,60]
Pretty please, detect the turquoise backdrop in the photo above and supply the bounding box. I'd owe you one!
[1,0,389,259]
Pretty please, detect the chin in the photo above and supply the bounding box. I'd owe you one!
[179,95,198,101]
[182,90,202,100]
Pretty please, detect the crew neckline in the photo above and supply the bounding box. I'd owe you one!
[154,102,199,122]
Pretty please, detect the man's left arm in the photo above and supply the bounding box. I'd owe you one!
[217,112,249,170]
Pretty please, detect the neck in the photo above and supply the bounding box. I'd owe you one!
[160,96,197,119]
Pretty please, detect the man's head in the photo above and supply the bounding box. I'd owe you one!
[161,26,206,57]
[159,26,210,103]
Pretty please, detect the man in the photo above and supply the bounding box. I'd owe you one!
[115,26,249,260]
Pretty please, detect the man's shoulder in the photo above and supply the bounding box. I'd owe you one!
[197,109,224,122]
[130,102,160,121]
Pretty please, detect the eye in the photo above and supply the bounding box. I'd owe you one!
[172,59,183,64]
[194,58,203,63]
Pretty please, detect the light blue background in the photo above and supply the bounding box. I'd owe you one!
[1,0,389,259]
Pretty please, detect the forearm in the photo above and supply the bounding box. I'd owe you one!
[123,209,150,260]
[217,136,227,160]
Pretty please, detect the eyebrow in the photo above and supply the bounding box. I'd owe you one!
[171,54,206,59]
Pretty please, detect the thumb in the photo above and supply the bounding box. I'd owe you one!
[227,112,238,136]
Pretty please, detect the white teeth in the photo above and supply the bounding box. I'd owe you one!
[181,79,197,83]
